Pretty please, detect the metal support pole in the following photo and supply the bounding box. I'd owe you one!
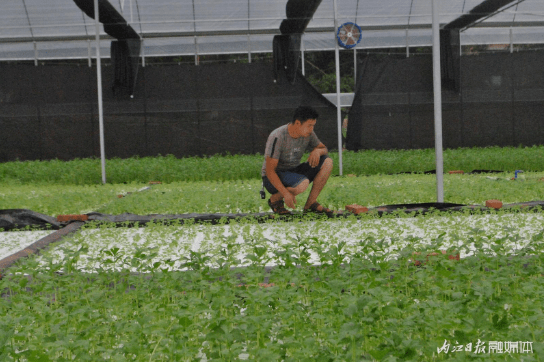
[87,40,92,67]
[301,37,305,76]
[141,38,145,67]
[248,35,252,63]
[432,0,444,202]
[94,0,107,184]
[354,48,357,83]
[333,0,343,176]
[33,42,38,66]
[194,36,199,65]
[510,28,514,53]
[406,29,410,57]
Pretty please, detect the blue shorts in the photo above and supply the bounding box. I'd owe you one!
[262,155,330,195]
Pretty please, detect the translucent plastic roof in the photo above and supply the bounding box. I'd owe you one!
[1,0,543,61]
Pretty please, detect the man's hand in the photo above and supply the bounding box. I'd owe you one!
[283,192,297,209]
[308,143,327,168]
[308,149,321,168]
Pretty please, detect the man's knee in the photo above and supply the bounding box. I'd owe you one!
[321,156,333,171]
[291,178,309,195]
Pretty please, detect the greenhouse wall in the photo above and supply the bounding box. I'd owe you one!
[347,49,544,151]
[0,62,338,162]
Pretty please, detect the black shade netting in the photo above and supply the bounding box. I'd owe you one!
[0,62,339,161]
[346,50,544,151]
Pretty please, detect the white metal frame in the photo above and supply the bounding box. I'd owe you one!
[94,0,106,184]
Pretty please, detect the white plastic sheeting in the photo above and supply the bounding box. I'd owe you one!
[1,0,544,60]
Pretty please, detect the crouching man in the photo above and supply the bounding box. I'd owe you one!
[261,105,335,216]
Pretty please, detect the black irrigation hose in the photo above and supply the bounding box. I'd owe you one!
[2,201,544,231]
[82,200,544,226]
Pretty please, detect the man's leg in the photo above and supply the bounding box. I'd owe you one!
[304,157,333,210]
[269,179,310,203]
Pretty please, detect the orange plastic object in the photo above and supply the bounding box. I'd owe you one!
[149,181,162,184]
[448,170,464,174]
[412,250,460,265]
[57,214,89,222]
[448,253,461,261]
[346,204,369,214]
[428,250,460,262]
[486,199,503,209]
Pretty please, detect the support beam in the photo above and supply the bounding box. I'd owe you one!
[444,0,521,30]
[301,44,305,75]
[432,0,444,202]
[333,0,343,176]
[406,29,410,57]
[33,42,38,66]
[6,20,544,45]
[354,48,357,81]
[94,0,107,184]
[88,40,92,67]
[141,38,145,67]
[510,28,514,53]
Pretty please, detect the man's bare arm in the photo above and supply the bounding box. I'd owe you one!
[308,143,328,167]
[265,157,288,196]
[265,156,296,208]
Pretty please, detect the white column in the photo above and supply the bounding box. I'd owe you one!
[141,38,146,67]
[354,48,357,82]
[510,28,513,53]
[33,42,38,66]
[94,0,106,184]
[87,40,92,67]
[333,0,343,175]
[406,29,410,57]
[432,0,444,202]
[248,34,252,63]
[301,37,305,76]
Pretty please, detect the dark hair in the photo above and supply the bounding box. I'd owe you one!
[292,106,319,124]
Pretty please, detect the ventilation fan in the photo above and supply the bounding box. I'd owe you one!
[336,22,362,49]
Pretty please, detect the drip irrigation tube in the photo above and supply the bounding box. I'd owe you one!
[2,201,544,231]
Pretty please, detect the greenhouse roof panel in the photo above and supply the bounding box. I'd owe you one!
[1,0,32,38]
[1,0,543,60]
[25,0,89,38]
[136,1,195,34]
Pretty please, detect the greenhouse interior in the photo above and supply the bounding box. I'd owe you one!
[1,0,544,162]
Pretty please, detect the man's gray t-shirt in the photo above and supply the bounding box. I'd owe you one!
[261,124,321,177]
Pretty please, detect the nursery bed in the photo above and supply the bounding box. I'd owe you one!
[2,211,543,276]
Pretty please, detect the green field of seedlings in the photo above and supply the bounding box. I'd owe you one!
[2,171,544,216]
[1,145,544,185]
[1,218,543,361]
[1,146,544,361]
